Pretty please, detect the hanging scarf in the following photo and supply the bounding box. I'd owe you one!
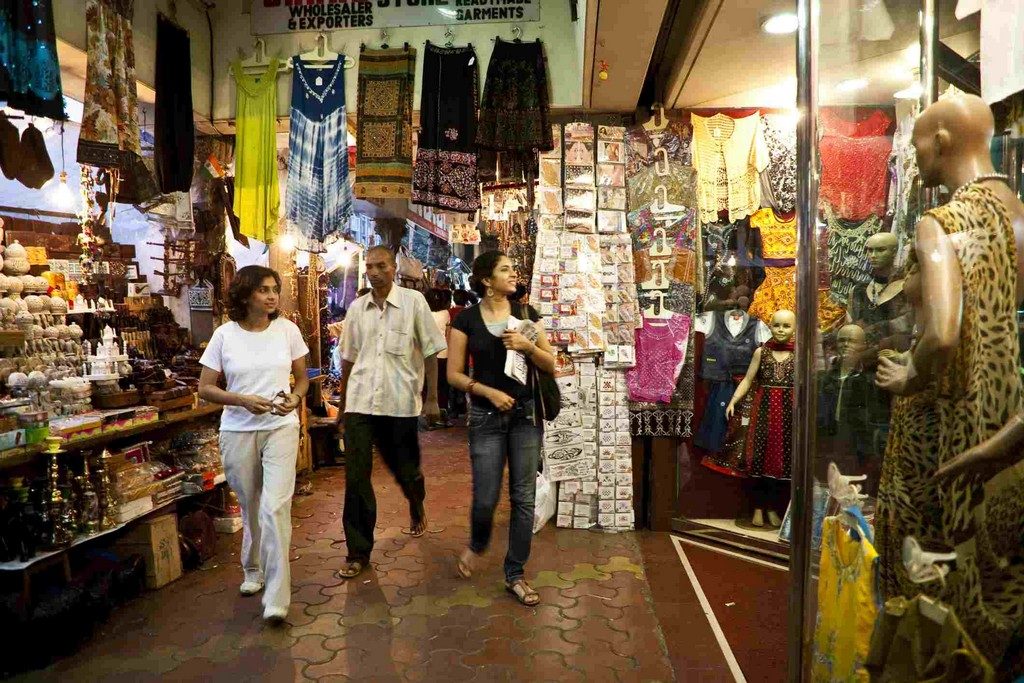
[765,338,795,352]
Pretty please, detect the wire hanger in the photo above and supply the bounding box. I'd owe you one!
[492,24,525,43]
[290,31,355,70]
[444,26,455,48]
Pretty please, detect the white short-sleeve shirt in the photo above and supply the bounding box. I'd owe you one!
[200,318,309,432]
[341,286,448,417]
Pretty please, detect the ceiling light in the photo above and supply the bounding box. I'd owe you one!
[894,82,923,100]
[835,78,869,93]
[762,13,799,34]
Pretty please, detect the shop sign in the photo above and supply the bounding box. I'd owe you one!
[251,0,541,36]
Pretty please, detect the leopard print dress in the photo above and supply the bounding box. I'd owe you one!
[878,183,1024,672]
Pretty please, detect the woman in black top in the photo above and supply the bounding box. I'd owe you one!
[447,251,556,606]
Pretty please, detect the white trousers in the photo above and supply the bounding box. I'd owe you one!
[219,424,300,611]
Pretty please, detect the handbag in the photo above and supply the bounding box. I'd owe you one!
[518,304,561,421]
[397,247,425,282]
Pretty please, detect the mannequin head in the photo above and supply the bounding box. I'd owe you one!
[864,233,899,275]
[770,310,796,344]
[913,94,996,189]
[836,324,867,365]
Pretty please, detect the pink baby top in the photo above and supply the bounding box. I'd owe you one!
[627,313,692,404]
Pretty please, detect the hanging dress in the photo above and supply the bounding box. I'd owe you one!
[745,343,795,479]
[0,0,64,119]
[412,42,480,213]
[812,515,880,682]
[286,56,350,252]
[231,58,280,244]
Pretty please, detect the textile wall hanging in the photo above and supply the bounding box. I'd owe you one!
[78,0,156,204]
[354,46,416,199]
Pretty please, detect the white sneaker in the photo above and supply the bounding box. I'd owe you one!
[240,580,264,596]
[263,606,288,623]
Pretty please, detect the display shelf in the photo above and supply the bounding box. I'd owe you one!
[0,477,227,571]
[0,403,222,469]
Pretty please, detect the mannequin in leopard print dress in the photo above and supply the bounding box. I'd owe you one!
[876,95,1024,674]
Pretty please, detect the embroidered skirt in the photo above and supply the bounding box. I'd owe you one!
[412,42,480,213]
[476,38,553,153]
[354,47,416,199]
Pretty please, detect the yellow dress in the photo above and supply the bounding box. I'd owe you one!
[750,207,797,260]
[231,59,281,243]
[812,516,879,682]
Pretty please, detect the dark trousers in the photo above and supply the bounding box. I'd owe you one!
[468,401,542,582]
[343,414,426,563]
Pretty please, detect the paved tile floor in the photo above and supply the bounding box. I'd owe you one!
[17,427,785,682]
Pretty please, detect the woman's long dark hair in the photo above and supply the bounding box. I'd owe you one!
[469,250,506,298]
[226,265,282,322]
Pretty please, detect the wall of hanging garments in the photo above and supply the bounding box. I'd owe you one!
[208,1,584,123]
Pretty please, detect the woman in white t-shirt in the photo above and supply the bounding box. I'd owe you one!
[198,266,309,624]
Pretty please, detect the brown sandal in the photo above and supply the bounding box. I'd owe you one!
[505,579,540,606]
[336,560,364,580]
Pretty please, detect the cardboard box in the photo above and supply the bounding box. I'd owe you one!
[214,517,243,534]
[116,513,182,589]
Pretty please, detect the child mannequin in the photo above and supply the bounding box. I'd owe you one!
[726,310,796,526]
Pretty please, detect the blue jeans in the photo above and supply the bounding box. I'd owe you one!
[468,400,542,583]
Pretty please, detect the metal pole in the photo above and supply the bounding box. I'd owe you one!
[920,0,940,208]
[788,0,819,679]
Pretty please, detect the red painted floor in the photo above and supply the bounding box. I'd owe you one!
[13,427,788,681]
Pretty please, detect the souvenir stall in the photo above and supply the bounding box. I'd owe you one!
[0,0,271,644]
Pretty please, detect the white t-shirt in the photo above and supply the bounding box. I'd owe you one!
[200,318,309,432]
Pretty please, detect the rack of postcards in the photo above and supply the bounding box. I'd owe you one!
[531,122,637,532]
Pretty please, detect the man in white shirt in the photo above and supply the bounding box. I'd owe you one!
[335,246,447,579]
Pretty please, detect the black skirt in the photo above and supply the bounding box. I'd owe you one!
[476,38,554,153]
[412,42,480,213]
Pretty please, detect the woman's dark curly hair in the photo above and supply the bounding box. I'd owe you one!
[470,250,507,298]
[226,265,282,322]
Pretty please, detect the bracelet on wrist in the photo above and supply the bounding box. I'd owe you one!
[467,380,477,395]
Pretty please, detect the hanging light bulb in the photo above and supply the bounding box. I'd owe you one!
[279,233,297,252]
[49,122,75,210]
[51,171,75,209]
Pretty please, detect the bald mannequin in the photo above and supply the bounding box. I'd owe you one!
[847,232,911,364]
[878,95,1024,396]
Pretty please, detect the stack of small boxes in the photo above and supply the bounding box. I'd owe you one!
[596,365,635,530]
[532,121,637,534]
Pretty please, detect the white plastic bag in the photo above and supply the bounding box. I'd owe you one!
[533,472,556,534]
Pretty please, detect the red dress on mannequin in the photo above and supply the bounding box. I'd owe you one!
[745,340,795,479]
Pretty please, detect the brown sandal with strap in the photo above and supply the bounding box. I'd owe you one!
[505,579,540,606]
[336,560,365,580]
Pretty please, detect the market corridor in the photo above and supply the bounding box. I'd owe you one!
[20,427,787,682]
